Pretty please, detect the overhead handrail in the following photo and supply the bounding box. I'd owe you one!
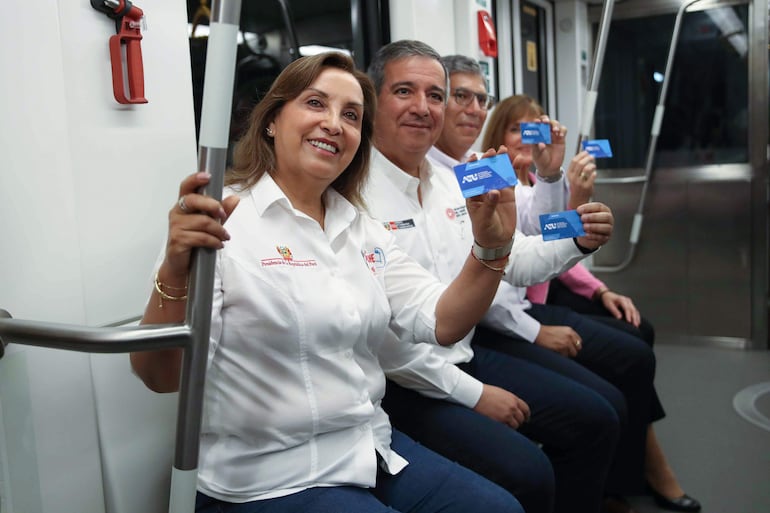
[575,0,616,155]
[0,1,242,511]
[591,0,705,272]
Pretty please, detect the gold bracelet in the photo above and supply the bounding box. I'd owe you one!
[470,248,508,274]
[154,272,188,308]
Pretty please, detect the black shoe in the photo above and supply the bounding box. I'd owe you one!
[648,485,701,512]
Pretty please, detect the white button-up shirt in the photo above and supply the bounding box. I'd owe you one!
[196,173,449,502]
[485,167,573,342]
[363,148,587,407]
[514,171,569,234]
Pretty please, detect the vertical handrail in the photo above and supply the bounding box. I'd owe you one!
[592,0,704,272]
[0,1,242,512]
[169,1,241,511]
[575,0,615,155]
[276,0,301,61]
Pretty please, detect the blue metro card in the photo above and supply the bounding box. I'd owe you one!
[582,139,613,158]
[453,154,519,198]
[539,210,586,241]
[520,122,552,144]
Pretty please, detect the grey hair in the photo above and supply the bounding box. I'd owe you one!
[368,39,448,95]
[441,54,483,78]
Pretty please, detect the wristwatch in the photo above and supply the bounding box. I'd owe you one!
[472,238,514,261]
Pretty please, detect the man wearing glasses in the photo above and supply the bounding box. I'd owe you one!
[364,42,620,513]
[432,57,496,160]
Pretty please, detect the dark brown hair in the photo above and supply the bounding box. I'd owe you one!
[228,52,377,207]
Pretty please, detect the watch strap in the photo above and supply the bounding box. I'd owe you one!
[536,167,564,183]
[472,238,514,261]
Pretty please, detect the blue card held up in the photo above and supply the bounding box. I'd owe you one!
[582,139,613,158]
[539,210,586,241]
[520,122,552,144]
[453,154,519,198]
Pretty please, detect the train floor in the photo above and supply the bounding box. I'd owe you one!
[625,342,770,513]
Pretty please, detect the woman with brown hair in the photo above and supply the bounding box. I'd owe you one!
[130,52,523,513]
[481,94,700,513]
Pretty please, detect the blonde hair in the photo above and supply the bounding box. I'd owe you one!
[227,52,377,207]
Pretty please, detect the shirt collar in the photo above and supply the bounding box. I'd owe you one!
[371,148,434,197]
[249,172,290,216]
[248,172,359,238]
[427,145,477,168]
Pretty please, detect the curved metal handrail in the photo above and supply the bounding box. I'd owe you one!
[589,0,706,273]
[0,1,242,511]
[0,311,190,353]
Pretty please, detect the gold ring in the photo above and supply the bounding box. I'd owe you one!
[575,339,582,347]
[580,173,588,181]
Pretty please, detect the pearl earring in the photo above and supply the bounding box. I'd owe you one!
[266,127,274,136]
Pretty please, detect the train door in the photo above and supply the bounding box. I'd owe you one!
[496,0,558,115]
[588,0,768,348]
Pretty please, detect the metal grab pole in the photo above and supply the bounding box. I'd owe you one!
[592,0,704,273]
[0,1,242,512]
[575,0,615,155]
[169,0,242,511]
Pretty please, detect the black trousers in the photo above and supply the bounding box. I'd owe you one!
[476,303,665,496]
[546,277,656,346]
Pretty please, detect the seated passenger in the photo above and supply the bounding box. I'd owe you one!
[365,43,620,513]
[482,93,701,513]
[130,52,524,513]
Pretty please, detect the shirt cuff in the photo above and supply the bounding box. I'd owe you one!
[573,237,598,254]
[449,371,485,409]
[518,314,542,343]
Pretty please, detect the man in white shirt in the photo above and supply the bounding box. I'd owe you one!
[364,42,621,513]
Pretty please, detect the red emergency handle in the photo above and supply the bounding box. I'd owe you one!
[108,3,148,104]
[477,10,498,58]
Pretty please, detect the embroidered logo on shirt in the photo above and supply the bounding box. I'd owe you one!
[362,247,386,273]
[383,219,416,231]
[260,246,318,268]
[276,246,293,260]
[448,205,468,219]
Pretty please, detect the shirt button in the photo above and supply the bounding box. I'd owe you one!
[345,350,353,358]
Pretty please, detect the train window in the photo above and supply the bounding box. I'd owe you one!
[185,0,386,153]
[593,5,749,169]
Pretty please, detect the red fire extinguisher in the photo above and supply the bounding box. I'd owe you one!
[477,10,498,58]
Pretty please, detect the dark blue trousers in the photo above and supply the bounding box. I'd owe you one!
[476,303,663,496]
[194,429,523,513]
[382,342,620,513]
